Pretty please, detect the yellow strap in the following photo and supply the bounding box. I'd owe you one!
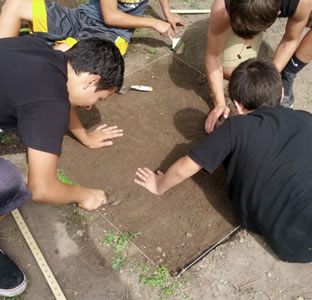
[115,36,128,56]
[32,0,48,32]
[55,37,78,48]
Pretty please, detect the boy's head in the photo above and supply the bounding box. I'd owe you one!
[65,38,124,108]
[228,0,280,39]
[229,58,282,111]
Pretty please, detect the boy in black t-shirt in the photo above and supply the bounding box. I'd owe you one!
[135,58,312,263]
[0,36,124,210]
[0,36,124,296]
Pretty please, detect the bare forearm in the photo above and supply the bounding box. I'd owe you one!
[205,56,226,106]
[273,38,301,71]
[156,156,201,194]
[159,0,171,19]
[69,107,88,145]
[28,178,92,205]
[103,9,157,29]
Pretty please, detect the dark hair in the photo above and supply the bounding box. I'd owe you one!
[228,0,280,39]
[228,58,282,110]
[65,38,124,91]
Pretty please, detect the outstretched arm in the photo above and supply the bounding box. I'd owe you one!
[27,148,106,210]
[100,0,175,37]
[159,0,185,33]
[205,0,231,133]
[69,107,123,149]
[273,0,311,71]
[134,156,201,195]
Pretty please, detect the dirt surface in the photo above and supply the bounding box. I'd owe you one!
[1,0,312,299]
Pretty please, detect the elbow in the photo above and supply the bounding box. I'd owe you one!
[27,181,49,202]
[102,14,116,26]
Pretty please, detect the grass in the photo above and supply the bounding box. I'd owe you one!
[141,265,178,297]
[75,0,89,5]
[56,168,79,186]
[144,47,160,55]
[69,206,89,227]
[0,134,12,144]
[104,231,141,270]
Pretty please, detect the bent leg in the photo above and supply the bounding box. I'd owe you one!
[296,29,312,63]
[0,158,31,216]
[0,0,33,38]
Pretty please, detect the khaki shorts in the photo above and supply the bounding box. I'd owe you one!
[222,12,312,69]
[222,28,263,68]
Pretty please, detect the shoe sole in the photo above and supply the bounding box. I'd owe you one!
[0,272,27,297]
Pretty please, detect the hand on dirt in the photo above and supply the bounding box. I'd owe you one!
[134,168,164,195]
[166,13,185,33]
[78,189,107,211]
[85,124,123,149]
[154,19,175,39]
[205,104,230,133]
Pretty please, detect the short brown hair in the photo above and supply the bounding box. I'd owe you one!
[229,0,280,39]
[229,58,282,110]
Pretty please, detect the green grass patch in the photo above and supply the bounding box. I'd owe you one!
[141,265,177,297]
[104,231,141,270]
[0,134,12,144]
[56,168,79,186]
[144,47,160,55]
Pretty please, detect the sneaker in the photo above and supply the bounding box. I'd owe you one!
[0,249,27,297]
[280,69,296,109]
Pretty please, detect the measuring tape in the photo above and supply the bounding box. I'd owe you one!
[11,208,66,300]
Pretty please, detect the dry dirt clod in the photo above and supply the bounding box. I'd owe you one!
[186,232,192,238]
[156,247,162,253]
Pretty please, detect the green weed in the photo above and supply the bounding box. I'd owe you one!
[0,134,12,144]
[140,265,181,298]
[144,47,160,55]
[56,168,79,186]
[70,206,89,226]
[104,231,141,270]
[75,0,89,5]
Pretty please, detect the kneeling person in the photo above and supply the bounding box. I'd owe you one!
[135,58,312,263]
[0,36,124,210]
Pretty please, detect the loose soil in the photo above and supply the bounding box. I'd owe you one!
[1,0,312,299]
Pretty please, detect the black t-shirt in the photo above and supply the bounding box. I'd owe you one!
[224,0,300,18]
[189,106,312,262]
[0,37,70,155]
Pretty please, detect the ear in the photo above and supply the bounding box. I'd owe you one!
[85,74,100,89]
[280,87,284,103]
[277,10,281,16]
[234,100,247,115]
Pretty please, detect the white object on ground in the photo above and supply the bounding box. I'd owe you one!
[171,37,181,50]
[170,9,211,14]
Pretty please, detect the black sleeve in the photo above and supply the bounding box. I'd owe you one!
[17,101,70,155]
[189,120,232,173]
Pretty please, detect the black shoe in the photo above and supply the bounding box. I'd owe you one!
[280,70,296,108]
[0,249,27,297]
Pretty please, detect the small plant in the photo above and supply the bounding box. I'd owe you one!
[56,168,79,186]
[112,256,126,271]
[104,231,141,271]
[144,47,160,55]
[0,134,12,144]
[75,0,89,4]
[141,265,177,297]
[70,206,89,226]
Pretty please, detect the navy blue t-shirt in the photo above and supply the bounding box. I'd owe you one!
[225,0,300,18]
[189,106,312,262]
[0,37,70,155]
